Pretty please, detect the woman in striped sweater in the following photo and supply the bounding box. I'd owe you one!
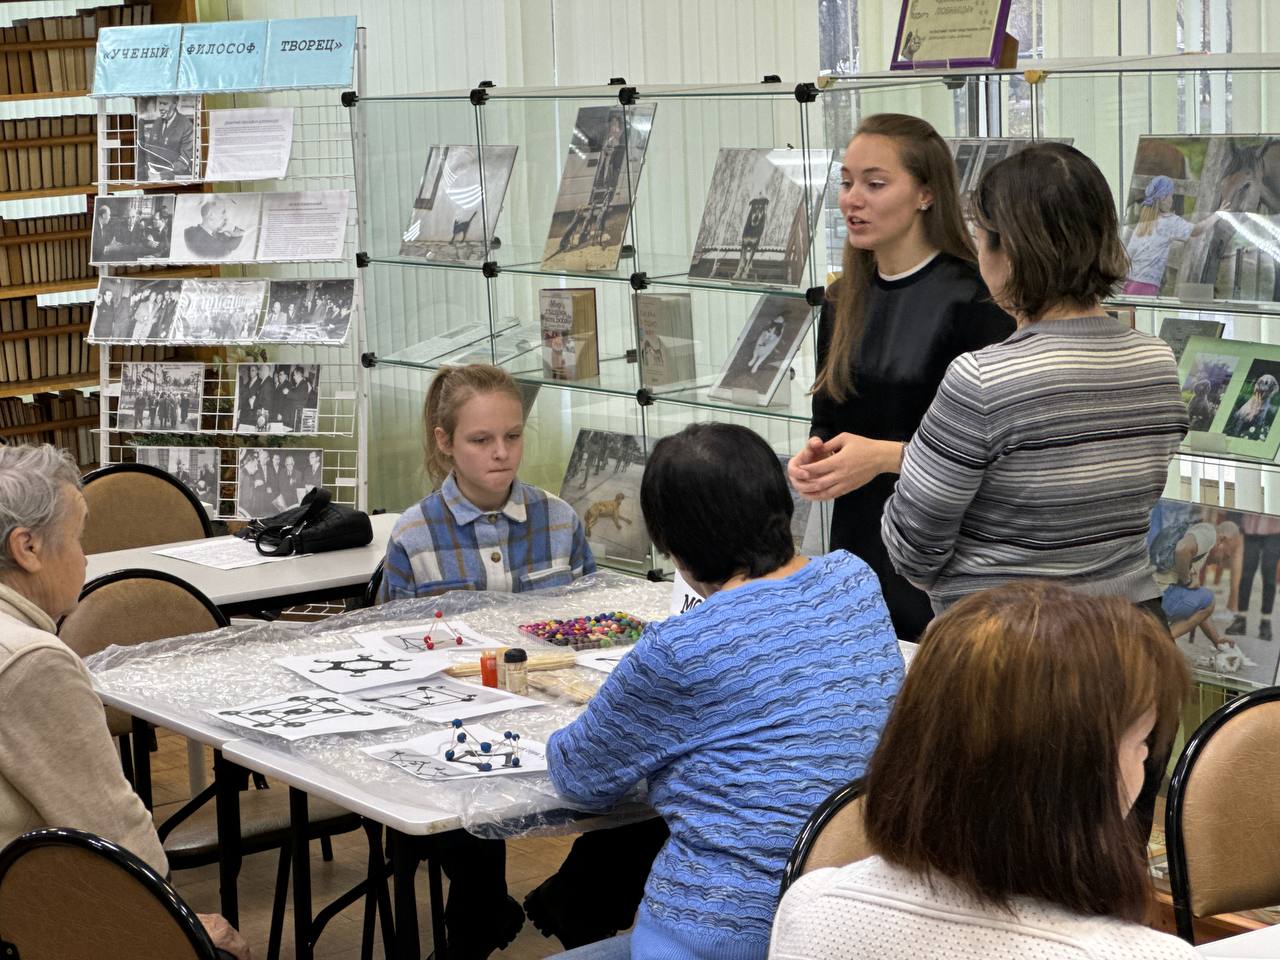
[881,142,1188,616]
[880,141,1189,838]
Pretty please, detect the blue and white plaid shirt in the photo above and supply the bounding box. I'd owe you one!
[378,473,596,602]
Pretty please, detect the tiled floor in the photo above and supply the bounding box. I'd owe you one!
[152,730,578,960]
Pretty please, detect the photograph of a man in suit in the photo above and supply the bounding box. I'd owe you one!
[184,198,246,259]
[136,95,197,182]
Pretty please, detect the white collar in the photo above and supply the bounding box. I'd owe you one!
[879,250,939,282]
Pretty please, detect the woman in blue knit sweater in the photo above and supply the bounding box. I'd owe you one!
[546,423,904,960]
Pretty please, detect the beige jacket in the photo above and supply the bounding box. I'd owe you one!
[0,581,167,874]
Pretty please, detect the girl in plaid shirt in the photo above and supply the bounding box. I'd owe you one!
[377,363,595,957]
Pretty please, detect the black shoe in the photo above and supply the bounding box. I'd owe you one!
[1262,618,1273,642]
[1226,614,1248,637]
[446,894,525,960]
[523,875,620,950]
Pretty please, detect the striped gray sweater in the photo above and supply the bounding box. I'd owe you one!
[882,315,1189,610]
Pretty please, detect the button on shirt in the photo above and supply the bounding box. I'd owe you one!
[378,474,595,601]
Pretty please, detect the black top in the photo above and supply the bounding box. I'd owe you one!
[810,252,1014,638]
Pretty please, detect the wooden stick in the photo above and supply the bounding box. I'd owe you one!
[445,649,578,678]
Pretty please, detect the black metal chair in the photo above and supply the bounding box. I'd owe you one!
[779,778,870,897]
[0,828,218,960]
[363,556,385,607]
[1166,686,1280,944]
[81,461,212,554]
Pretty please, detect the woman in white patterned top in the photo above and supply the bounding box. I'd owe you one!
[769,581,1197,960]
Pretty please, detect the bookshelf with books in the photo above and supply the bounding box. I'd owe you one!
[0,0,193,453]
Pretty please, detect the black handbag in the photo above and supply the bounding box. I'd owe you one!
[238,486,373,557]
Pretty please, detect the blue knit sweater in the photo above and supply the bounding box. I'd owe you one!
[546,550,903,960]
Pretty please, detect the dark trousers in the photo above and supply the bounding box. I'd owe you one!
[1130,596,1176,845]
[1239,533,1280,615]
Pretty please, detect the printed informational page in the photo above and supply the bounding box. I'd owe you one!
[211,688,412,742]
[153,536,304,570]
[256,189,349,261]
[364,724,548,781]
[205,107,295,181]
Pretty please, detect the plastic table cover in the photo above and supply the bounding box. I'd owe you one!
[87,571,671,837]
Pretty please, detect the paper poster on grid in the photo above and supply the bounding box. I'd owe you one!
[233,364,320,434]
[259,279,354,344]
[116,363,204,432]
[357,675,541,723]
[542,103,657,272]
[134,95,200,182]
[235,447,322,519]
[364,725,549,782]
[170,193,261,263]
[210,689,412,742]
[89,278,183,343]
[171,279,266,343]
[401,145,518,262]
[91,195,175,264]
[688,148,832,287]
[135,446,218,516]
[256,189,349,261]
[204,107,295,181]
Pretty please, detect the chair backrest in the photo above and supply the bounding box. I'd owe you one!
[779,778,872,897]
[81,463,212,554]
[59,569,229,660]
[363,556,385,608]
[58,571,228,736]
[0,827,217,960]
[1166,686,1280,943]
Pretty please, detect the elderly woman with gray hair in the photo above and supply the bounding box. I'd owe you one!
[0,444,249,959]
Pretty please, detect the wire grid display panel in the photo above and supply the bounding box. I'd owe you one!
[93,98,358,267]
[97,97,354,190]
[101,436,361,521]
[102,354,357,437]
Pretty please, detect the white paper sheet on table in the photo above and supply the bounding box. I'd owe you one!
[351,618,503,655]
[274,646,450,693]
[576,646,634,674]
[355,675,542,723]
[363,723,548,781]
[209,688,412,741]
[153,537,307,570]
[204,107,295,181]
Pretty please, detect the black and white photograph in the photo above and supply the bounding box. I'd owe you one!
[116,362,205,432]
[558,428,650,564]
[172,279,267,342]
[541,103,657,272]
[134,94,200,182]
[90,194,175,263]
[687,147,832,287]
[708,295,818,405]
[88,277,183,343]
[947,137,1072,195]
[235,446,323,519]
[170,192,261,262]
[400,145,518,262]
[233,363,321,434]
[134,446,219,516]
[258,279,355,343]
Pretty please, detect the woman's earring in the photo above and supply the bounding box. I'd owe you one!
[919,203,931,211]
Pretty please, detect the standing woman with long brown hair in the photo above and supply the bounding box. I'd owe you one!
[789,114,1013,639]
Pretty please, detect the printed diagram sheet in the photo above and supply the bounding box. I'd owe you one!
[351,619,503,655]
[274,647,450,693]
[356,675,542,723]
[575,646,633,674]
[210,689,412,741]
[364,724,548,781]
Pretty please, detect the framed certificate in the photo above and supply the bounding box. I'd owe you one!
[891,0,1015,71]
